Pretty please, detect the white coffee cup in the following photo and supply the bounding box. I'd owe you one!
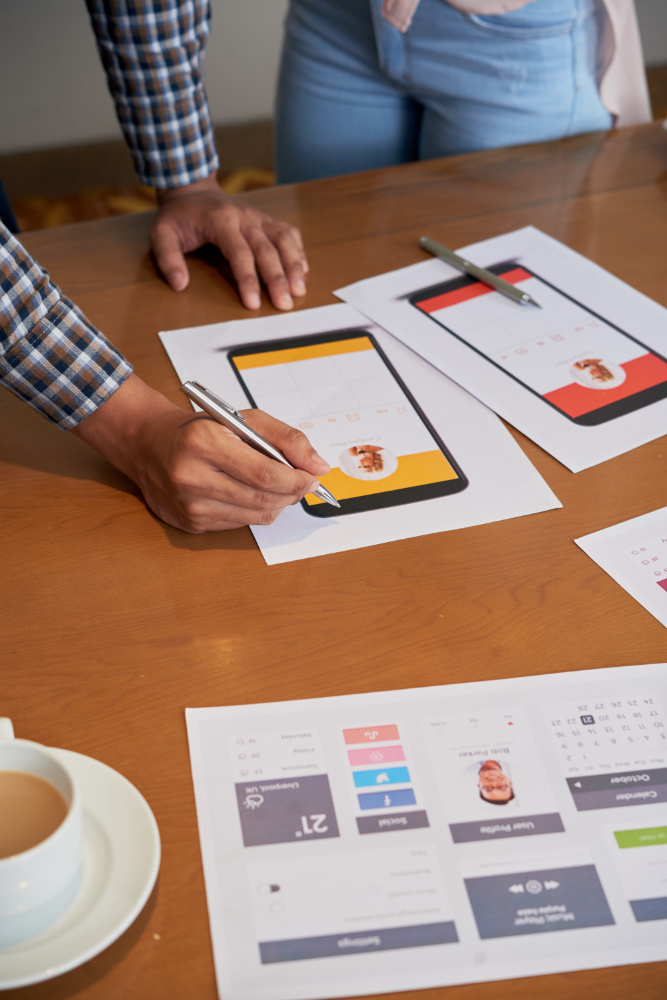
[0,719,83,948]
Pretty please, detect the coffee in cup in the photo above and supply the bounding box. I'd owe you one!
[0,771,69,859]
[0,719,83,948]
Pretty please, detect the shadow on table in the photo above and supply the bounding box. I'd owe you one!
[2,881,159,1000]
[0,400,140,498]
[1,416,268,553]
[164,520,259,552]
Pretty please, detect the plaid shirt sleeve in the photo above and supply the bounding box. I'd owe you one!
[86,0,219,189]
[0,224,133,429]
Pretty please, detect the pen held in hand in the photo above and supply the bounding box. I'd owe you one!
[180,381,340,508]
[419,236,542,309]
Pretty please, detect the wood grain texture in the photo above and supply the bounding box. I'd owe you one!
[2,124,667,1000]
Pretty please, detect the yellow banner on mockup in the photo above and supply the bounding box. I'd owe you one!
[232,337,374,370]
[306,450,457,504]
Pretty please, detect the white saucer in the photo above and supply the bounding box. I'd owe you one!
[0,748,160,990]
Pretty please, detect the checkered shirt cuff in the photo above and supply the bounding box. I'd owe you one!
[87,0,219,189]
[0,225,133,429]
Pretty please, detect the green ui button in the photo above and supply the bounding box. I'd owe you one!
[614,826,667,849]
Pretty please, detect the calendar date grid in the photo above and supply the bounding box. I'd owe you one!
[543,695,666,775]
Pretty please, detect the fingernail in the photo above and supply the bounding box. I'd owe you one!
[170,271,187,292]
[277,293,293,310]
[293,279,306,296]
[313,452,330,472]
[248,293,260,309]
[308,480,320,494]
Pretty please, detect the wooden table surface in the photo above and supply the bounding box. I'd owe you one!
[3,123,667,999]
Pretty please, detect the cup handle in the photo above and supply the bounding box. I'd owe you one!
[0,718,15,740]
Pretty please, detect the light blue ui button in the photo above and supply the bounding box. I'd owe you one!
[353,767,411,788]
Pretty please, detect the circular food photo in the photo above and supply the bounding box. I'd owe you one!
[569,358,626,390]
[339,445,399,481]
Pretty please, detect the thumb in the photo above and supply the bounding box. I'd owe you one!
[151,221,190,292]
[243,411,331,475]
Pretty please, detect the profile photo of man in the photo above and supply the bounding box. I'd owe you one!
[477,759,515,806]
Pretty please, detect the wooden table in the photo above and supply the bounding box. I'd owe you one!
[3,123,667,1000]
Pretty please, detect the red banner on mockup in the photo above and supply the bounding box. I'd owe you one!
[416,268,532,314]
[543,354,667,418]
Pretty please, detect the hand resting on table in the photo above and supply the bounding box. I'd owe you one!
[151,173,308,312]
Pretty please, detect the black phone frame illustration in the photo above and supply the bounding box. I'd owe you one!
[228,328,468,518]
[408,263,667,426]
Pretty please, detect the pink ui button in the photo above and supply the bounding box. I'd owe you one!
[348,745,405,766]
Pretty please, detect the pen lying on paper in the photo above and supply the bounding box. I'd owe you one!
[181,381,341,508]
[420,236,542,309]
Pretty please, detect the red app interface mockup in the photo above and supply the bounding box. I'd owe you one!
[412,267,667,421]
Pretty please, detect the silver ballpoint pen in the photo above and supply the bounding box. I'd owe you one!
[420,236,542,309]
[181,381,340,508]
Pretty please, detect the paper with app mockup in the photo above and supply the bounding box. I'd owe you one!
[159,303,559,565]
[576,506,667,628]
[186,663,667,1000]
[335,226,667,474]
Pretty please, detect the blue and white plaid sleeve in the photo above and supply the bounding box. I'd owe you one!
[86,0,219,189]
[0,224,133,429]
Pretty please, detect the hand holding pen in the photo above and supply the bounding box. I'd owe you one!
[74,372,331,534]
[182,382,339,508]
[159,387,334,531]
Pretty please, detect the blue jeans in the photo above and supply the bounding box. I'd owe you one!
[275,0,611,182]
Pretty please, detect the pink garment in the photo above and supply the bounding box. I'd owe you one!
[381,0,652,128]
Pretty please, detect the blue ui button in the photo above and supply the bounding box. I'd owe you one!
[353,767,411,788]
[358,788,416,810]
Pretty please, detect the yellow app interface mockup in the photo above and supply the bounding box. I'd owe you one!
[232,335,458,504]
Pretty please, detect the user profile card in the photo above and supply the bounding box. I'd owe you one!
[186,663,667,1000]
[422,707,564,842]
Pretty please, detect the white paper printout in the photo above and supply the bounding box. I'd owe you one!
[335,227,667,473]
[186,664,667,1000]
[575,506,667,628]
[159,304,559,564]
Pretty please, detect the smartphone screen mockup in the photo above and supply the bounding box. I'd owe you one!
[227,330,468,518]
[408,264,667,426]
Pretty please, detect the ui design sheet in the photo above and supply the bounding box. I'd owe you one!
[186,664,667,1000]
[335,226,667,473]
[576,506,667,629]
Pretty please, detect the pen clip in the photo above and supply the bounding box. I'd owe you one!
[189,381,247,422]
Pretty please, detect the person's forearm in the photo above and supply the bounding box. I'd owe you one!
[69,374,175,482]
[0,223,132,428]
[85,0,218,189]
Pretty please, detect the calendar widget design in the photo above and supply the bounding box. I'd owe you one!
[543,695,667,811]
[422,707,564,843]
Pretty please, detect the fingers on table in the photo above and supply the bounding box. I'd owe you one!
[263,218,309,290]
[214,212,308,311]
[150,220,190,292]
